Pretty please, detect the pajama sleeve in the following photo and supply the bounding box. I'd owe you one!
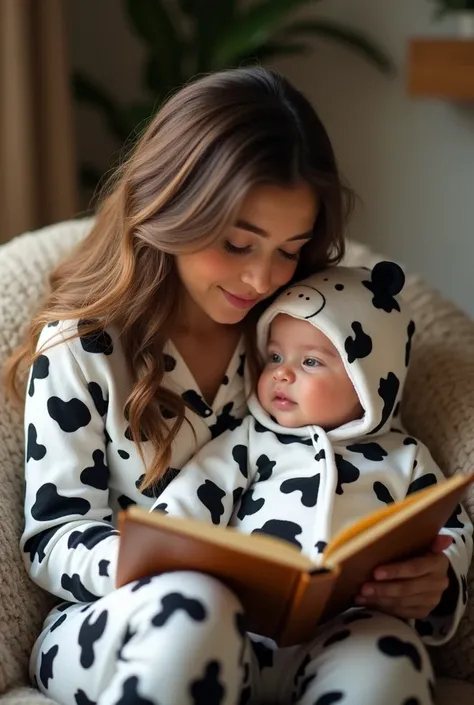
[408,441,473,645]
[150,417,252,525]
[20,323,119,602]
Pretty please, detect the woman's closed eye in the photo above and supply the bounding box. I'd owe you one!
[224,240,300,261]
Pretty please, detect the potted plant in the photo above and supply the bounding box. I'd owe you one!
[74,0,395,191]
[431,0,474,37]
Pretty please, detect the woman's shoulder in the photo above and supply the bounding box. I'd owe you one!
[37,318,118,362]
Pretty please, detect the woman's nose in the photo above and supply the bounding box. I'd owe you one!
[241,259,272,295]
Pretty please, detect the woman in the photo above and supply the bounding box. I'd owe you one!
[6,67,451,705]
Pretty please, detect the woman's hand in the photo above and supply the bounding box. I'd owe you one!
[355,534,453,620]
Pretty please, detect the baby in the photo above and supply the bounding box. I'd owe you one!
[151,261,472,644]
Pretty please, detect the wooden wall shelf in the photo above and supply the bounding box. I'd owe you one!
[408,38,474,99]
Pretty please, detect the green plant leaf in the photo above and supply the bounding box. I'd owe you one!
[283,19,395,74]
[178,0,239,71]
[125,0,183,87]
[210,0,324,68]
[72,72,130,143]
[234,40,309,66]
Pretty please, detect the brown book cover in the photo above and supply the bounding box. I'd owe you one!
[116,472,474,646]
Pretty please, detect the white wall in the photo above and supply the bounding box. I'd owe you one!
[66,0,474,315]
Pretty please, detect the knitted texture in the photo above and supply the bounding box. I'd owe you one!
[0,223,473,700]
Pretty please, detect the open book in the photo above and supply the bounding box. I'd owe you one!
[116,472,474,647]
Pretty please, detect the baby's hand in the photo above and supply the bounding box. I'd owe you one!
[355,534,453,620]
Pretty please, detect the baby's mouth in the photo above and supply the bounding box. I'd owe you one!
[272,392,296,409]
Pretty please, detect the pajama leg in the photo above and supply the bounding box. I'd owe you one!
[30,572,257,705]
[259,609,435,705]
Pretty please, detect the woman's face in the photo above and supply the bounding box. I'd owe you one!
[175,182,319,326]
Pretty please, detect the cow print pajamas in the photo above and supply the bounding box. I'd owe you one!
[21,264,472,705]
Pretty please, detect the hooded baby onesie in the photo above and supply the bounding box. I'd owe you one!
[152,261,472,645]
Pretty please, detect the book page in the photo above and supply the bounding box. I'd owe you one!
[127,507,314,572]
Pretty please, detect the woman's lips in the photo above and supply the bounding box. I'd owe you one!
[220,288,259,310]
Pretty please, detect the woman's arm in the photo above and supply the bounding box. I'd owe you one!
[150,417,252,525]
[21,322,119,602]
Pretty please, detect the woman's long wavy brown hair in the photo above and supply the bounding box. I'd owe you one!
[5,67,354,490]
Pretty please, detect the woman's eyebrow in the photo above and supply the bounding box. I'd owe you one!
[235,219,313,241]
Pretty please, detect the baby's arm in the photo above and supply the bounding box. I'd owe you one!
[150,416,253,526]
[408,442,472,644]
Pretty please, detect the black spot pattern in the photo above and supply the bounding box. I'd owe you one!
[314,449,326,461]
[118,449,130,459]
[78,610,108,668]
[117,623,136,662]
[236,489,265,520]
[29,354,50,397]
[405,320,416,367]
[255,454,276,482]
[78,322,113,355]
[251,639,274,670]
[403,437,418,446]
[232,445,248,479]
[61,574,99,602]
[222,375,229,385]
[254,420,312,446]
[197,479,226,525]
[346,442,388,461]
[39,644,58,689]
[252,519,302,550]
[27,423,46,462]
[68,525,118,550]
[233,487,244,506]
[369,372,400,435]
[98,560,110,577]
[32,483,91,521]
[154,502,168,513]
[314,693,344,705]
[374,481,395,504]
[163,353,176,372]
[49,613,67,633]
[462,574,468,604]
[23,525,61,563]
[190,660,225,705]
[407,474,437,495]
[151,592,207,627]
[445,504,464,529]
[280,474,320,507]
[335,455,360,495]
[131,577,153,592]
[414,619,434,637]
[315,541,327,553]
[124,425,149,443]
[345,321,372,363]
[362,261,405,313]
[47,396,92,433]
[80,450,109,490]
[117,495,136,510]
[88,382,108,417]
[210,402,242,439]
[182,389,213,418]
[377,636,422,671]
[115,676,155,705]
[75,689,97,705]
[237,353,245,377]
[432,565,460,616]
[323,629,351,648]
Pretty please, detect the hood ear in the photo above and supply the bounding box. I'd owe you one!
[371,261,405,295]
[362,261,405,313]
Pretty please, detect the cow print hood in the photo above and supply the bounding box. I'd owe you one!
[251,261,414,441]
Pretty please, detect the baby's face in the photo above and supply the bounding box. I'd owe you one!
[258,314,363,429]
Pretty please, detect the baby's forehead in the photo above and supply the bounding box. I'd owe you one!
[268,314,335,350]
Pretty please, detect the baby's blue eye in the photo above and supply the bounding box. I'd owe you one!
[303,357,319,368]
[270,353,282,363]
